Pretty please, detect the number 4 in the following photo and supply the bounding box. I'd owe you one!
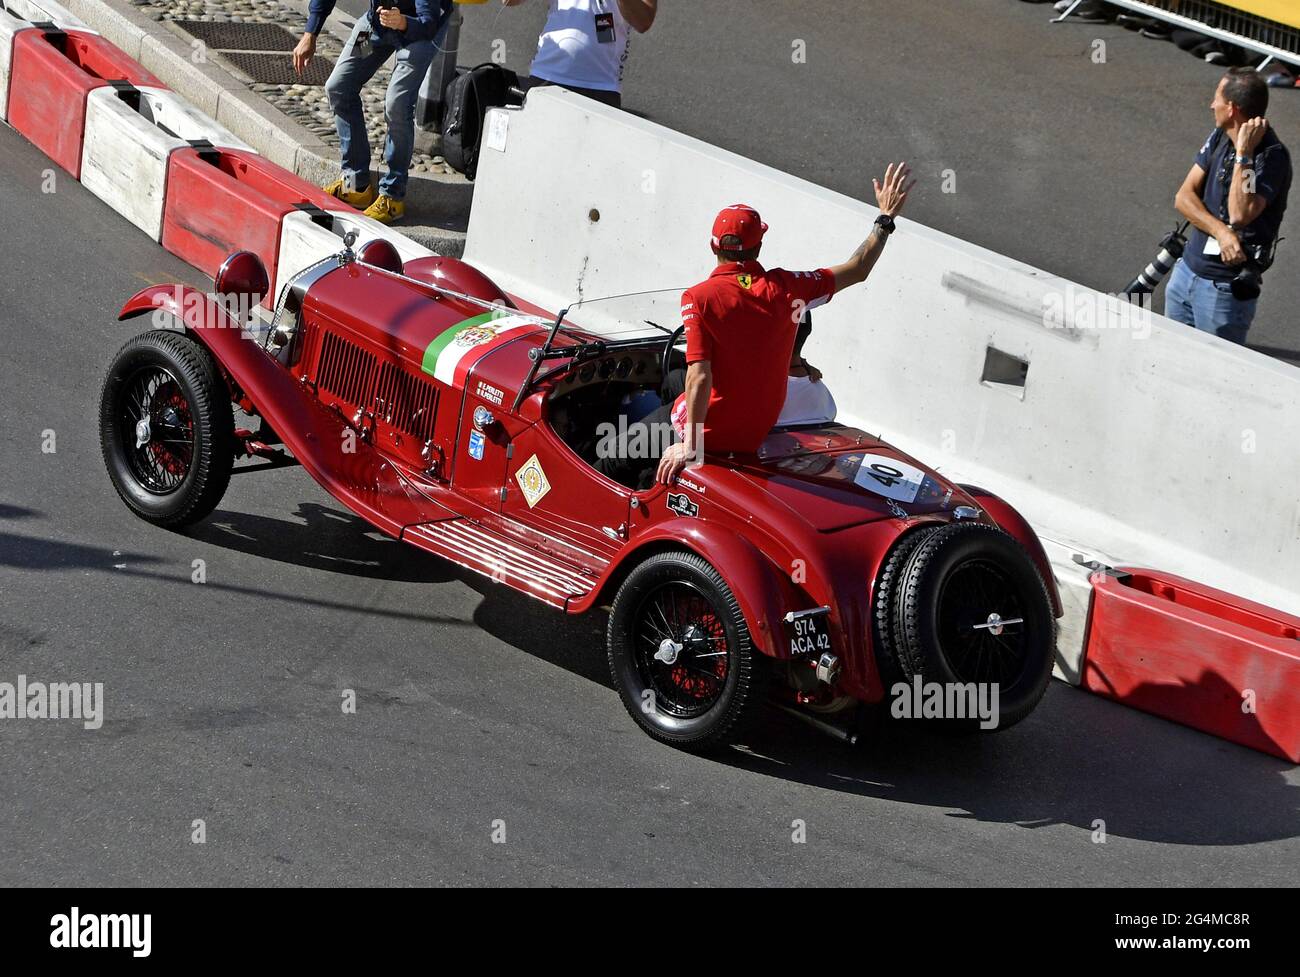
[867,463,903,488]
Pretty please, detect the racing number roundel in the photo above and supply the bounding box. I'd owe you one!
[850,453,925,503]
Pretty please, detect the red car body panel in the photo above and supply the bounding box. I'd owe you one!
[118,255,1061,707]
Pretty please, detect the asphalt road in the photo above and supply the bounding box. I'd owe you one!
[2,118,1299,885]
[452,0,1300,361]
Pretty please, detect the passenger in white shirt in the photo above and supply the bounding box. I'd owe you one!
[503,0,657,108]
[777,310,838,427]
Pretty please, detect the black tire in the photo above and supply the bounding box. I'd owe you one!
[607,551,770,752]
[886,522,1056,731]
[99,329,234,529]
[871,524,944,688]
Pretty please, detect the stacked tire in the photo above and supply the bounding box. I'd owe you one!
[872,521,1057,731]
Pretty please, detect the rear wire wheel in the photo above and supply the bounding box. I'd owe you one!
[607,551,769,751]
[99,329,234,528]
[890,522,1056,731]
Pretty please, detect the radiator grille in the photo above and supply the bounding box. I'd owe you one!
[374,362,439,443]
[316,330,376,408]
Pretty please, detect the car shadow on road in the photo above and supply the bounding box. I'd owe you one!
[464,574,611,686]
[720,683,1300,848]
[464,579,1300,847]
[81,490,1294,850]
[190,503,460,584]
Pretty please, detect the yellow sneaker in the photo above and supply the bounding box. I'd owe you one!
[321,177,377,210]
[363,195,405,225]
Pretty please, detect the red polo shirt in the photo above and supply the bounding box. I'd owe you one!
[672,260,836,453]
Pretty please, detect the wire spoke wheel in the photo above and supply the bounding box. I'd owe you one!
[100,329,234,529]
[608,551,769,751]
[875,521,1056,732]
[632,580,731,719]
[937,559,1029,689]
[118,366,196,494]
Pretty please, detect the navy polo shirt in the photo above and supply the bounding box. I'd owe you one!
[306,0,451,47]
[1184,127,1292,282]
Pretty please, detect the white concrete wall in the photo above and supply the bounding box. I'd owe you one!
[80,85,255,240]
[1,0,92,31]
[465,88,1300,679]
[80,86,184,239]
[134,87,253,151]
[277,210,434,292]
[0,7,27,122]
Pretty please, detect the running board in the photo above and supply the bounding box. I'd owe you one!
[402,518,596,609]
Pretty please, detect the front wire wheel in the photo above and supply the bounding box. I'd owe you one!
[608,551,769,751]
[99,329,234,528]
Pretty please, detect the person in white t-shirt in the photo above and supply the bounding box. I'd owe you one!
[776,310,838,427]
[503,0,657,108]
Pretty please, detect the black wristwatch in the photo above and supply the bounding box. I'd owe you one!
[874,214,896,235]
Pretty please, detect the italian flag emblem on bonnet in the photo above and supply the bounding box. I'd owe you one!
[421,312,538,387]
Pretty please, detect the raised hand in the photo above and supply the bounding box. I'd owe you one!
[873,161,916,218]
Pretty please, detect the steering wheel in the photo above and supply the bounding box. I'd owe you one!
[662,324,686,383]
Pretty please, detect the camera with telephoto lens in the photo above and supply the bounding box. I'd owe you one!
[1230,241,1274,301]
[1123,224,1188,299]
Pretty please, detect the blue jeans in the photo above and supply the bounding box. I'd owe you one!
[323,15,446,201]
[1164,258,1257,345]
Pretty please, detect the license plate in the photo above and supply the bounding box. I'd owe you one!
[784,612,832,658]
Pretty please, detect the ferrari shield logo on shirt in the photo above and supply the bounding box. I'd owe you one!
[421,312,538,388]
[515,454,551,508]
[736,273,753,289]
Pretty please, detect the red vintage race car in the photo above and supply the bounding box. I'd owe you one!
[98,237,1061,751]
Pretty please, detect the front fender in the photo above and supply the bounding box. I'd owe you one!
[118,284,447,535]
[581,518,800,659]
[960,483,1063,618]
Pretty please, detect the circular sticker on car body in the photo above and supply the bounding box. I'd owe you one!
[851,453,926,503]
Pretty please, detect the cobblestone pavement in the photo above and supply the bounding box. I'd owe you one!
[131,0,454,178]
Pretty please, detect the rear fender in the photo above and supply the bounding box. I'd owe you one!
[583,519,802,659]
[117,284,447,535]
[959,483,1063,618]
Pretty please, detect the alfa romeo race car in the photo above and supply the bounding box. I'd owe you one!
[98,236,1062,751]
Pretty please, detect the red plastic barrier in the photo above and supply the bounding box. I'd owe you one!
[1083,568,1300,762]
[7,28,161,177]
[161,147,354,307]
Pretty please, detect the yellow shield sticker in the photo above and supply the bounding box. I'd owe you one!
[514,454,551,508]
[736,273,753,289]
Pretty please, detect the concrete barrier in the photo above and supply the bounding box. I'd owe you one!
[161,147,351,306]
[1,0,94,32]
[7,27,160,177]
[80,85,251,239]
[465,88,1300,681]
[276,209,434,297]
[0,7,29,122]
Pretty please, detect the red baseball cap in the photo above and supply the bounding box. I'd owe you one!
[710,204,768,253]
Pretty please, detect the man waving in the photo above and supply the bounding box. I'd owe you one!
[655,162,915,483]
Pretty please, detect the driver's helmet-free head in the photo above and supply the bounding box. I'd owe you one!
[711,204,768,254]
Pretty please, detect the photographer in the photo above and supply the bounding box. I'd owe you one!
[1169,68,1291,345]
